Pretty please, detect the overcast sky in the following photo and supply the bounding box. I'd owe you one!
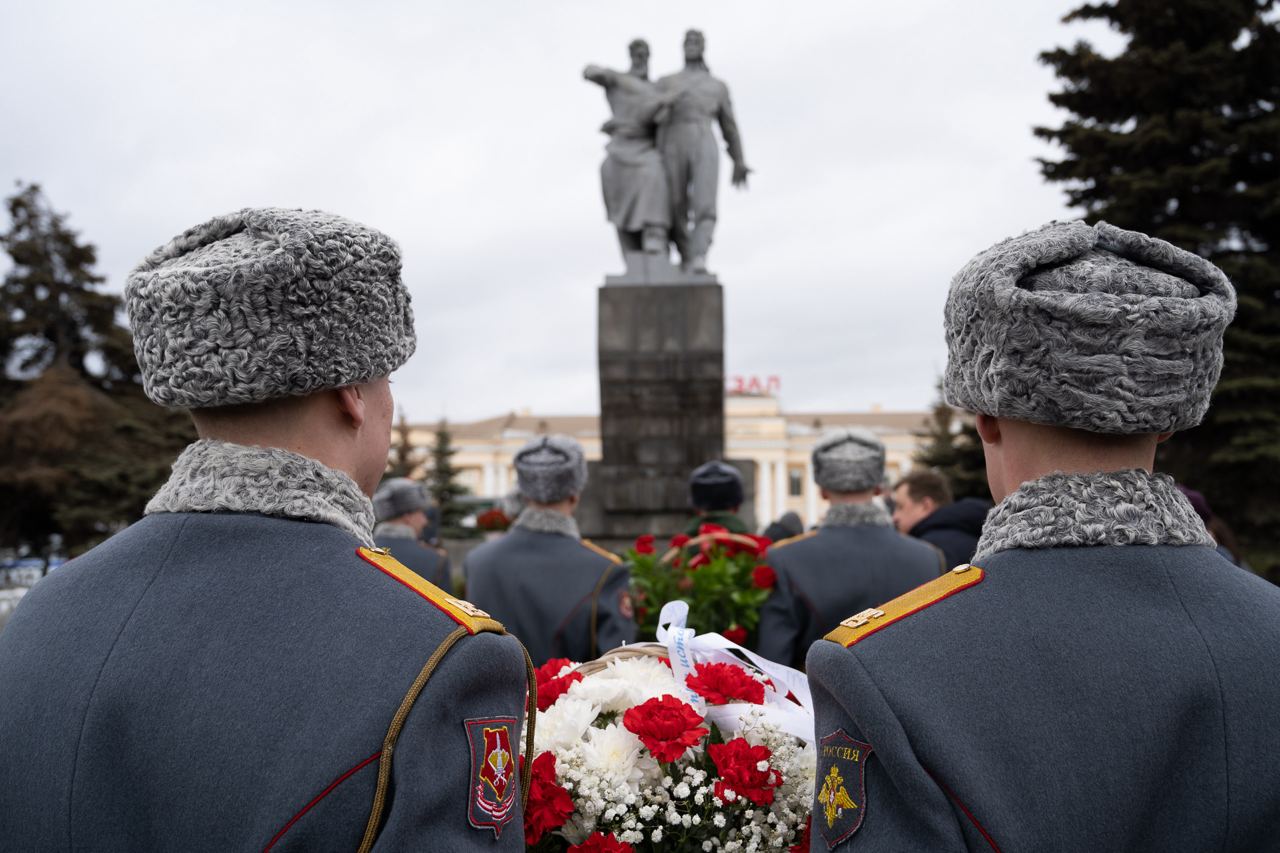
[0,1,1120,423]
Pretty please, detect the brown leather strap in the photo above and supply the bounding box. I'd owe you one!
[519,642,537,812]
[357,626,469,853]
[588,562,616,659]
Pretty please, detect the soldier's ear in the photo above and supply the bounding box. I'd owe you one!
[974,413,1002,447]
[335,385,367,430]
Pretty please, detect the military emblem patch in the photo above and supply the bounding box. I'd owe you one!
[465,717,519,837]
[817,729,872,848]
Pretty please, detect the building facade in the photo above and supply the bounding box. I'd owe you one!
[407,395,934,531]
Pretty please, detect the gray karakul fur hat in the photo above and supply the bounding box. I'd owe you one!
[125,208,416,408]
[514,435,589,504]
[943,220,1235,434]
[372,477,430,523]
[812,428,885,493]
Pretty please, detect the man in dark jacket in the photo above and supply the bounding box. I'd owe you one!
[373,477,452,590]
[891,469,989,569]
[0,209,532,850]
[465,435,636,665]
[757,429,943,669]
[808,221,1280,851]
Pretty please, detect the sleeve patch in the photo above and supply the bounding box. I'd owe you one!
[357,547,505,635]
[823,564,985,648]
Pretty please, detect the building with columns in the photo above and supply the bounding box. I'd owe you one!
[406,395,934,530]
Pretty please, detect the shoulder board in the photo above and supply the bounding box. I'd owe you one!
[357,547,505,635]
[824,564,985,648]
[580,539,623,564]
[769,530,819,552]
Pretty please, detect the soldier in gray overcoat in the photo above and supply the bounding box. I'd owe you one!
[0,209,533,850]
[756,429,943,669]
[464,435,636,666]
[373,477,452,591]
[806,221,1280,851]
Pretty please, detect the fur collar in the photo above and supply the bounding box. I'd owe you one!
[513,507,580,539]
[146,439,375,546]
[822,501,892,529]
[974,469,1212,563]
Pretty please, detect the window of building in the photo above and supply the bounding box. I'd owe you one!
[788,467,804,497]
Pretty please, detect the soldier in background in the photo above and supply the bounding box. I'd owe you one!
[373,477,451,590]
[0,209,531,849]
[684,459,750,535]
[465,435,635,665]
[756,429,943,670]
[807,221,1280,851]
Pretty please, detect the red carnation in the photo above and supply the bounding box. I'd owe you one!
[524,751,576,846]
[723,624,748,645]
[752,564,777,589]
[634,534,656,555]
[698,523,728,536]
[746,533,773,555]
[570,833,634,852]
[709,738,783,806]
[686,662,765,706]
[669,533,691,549]
[687,552,710,570]
[536,658,573,686]
[538,671,583,712]
[622,695,709,763]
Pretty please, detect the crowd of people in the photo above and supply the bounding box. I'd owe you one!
[0,207,1276,850]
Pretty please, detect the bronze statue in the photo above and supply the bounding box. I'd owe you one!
[657,30,750,274]
[584,40,672,259]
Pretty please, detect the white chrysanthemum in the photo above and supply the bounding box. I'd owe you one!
[535,697,599,753]
[565,671,634,712]
[580,723,646,788]
[602,656,681,706]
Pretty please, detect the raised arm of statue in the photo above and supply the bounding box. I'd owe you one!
[717,87,751,187]
[583,64,616,87]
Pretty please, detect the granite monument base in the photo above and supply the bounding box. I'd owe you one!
[578,279,753,542]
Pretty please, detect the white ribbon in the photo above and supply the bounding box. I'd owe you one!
[655,600,815,744]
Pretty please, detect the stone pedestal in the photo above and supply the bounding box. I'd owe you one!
[577,279,754,540]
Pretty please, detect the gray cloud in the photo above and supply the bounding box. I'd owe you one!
[0,0,1120,421]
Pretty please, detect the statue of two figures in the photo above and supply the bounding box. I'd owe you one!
[585,30,750,281]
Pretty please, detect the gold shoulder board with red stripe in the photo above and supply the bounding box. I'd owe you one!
[769,530,818,552]
[357,547,506,635]
[581,539,623,564]
[824,564,985,648]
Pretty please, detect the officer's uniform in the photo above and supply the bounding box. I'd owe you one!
[807,222,1280,851]
[0,209,532,850]
[373,478,451,591]
[684,459,749,535]
[463,435,636,665]
[758,429,943,669]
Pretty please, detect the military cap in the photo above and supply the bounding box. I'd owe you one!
[943,220,1235,434]
[373,477,430,523]
[125,208,415,408]
[689,460,744,511]
[514,435,588,504]
[812,428,885,493]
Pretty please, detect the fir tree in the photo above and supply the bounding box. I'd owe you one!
[0,183,191,562]
[386,409,419,478]
[913,386,989,501]
[1036,0,1280,577]
[427,419,469,533]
